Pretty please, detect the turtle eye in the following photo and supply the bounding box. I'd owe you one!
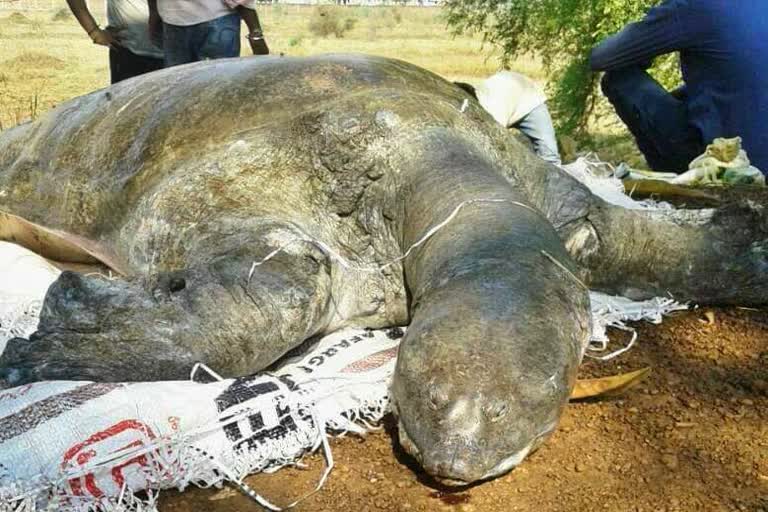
[428,383,450,410]
[484,401,509,422]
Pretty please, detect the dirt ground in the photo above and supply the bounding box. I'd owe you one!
[159,307,768,512]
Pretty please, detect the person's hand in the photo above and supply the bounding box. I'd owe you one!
[148,12,163,48]
[89,27,117,48]
[247,33,269,55]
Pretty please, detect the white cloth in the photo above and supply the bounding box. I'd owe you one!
[158,0,253,27]
[0,242,59,354]
[475,71,548,128]
[559,155,674,210]
[106,0,163,59]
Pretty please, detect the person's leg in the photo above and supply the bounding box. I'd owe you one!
[130,53,164,77]
[601,66,704,173]
[109,47,124,84]
[109,47,164,84]
[197,13,241,60]
[162,22,195,68]
[513,103,562,165]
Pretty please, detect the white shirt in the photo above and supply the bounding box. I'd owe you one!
[475,71,547,128]
[106,0,163,58]
[158,0,254,27]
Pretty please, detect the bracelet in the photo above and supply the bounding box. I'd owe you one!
[87,26,100,36]
[246,31,264,41]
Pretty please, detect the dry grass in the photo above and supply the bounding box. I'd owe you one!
[0,2,638,163]
[4,51,66,70]
[0,5,106,127]
[0,3,538,127]
[307,6,358,38]
[6,11,33,24]
[51,7,71,22]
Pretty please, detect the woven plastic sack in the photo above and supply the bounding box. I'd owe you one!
[0,326,401,511]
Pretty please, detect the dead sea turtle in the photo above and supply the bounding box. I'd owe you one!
[0,54,766,485]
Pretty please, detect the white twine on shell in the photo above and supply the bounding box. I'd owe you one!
[248,198,541,281]
[245,195,656,366]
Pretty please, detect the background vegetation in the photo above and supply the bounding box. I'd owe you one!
[444,0,680,138]
[0,3,509,127]
[0,1,648,165]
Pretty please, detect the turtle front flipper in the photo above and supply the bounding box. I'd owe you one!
[493,135,768,306]
[0,227,334,384]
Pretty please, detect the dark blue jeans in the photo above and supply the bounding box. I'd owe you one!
[162,13,241,68]
[601,67,705,173]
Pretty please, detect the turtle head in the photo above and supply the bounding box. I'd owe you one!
[390,281,587,486]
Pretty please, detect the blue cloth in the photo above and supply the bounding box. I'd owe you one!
[162,13,241,68]
[590,0,768,174]
[601,67,704,172]
[514,104,562,166]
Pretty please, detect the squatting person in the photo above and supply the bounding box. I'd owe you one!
[590,0,768,174]
[456,71,562,166]
[67,0,164,84]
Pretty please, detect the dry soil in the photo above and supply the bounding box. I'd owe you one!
[160,307,768,512]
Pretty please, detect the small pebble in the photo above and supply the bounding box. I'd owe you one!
[700,310,716,325]
[661,454,679,470]
[683,398,700,409]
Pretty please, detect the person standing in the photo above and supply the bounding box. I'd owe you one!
[67,0,164,84]
[148,0,269,68]
[590,0,768,174]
